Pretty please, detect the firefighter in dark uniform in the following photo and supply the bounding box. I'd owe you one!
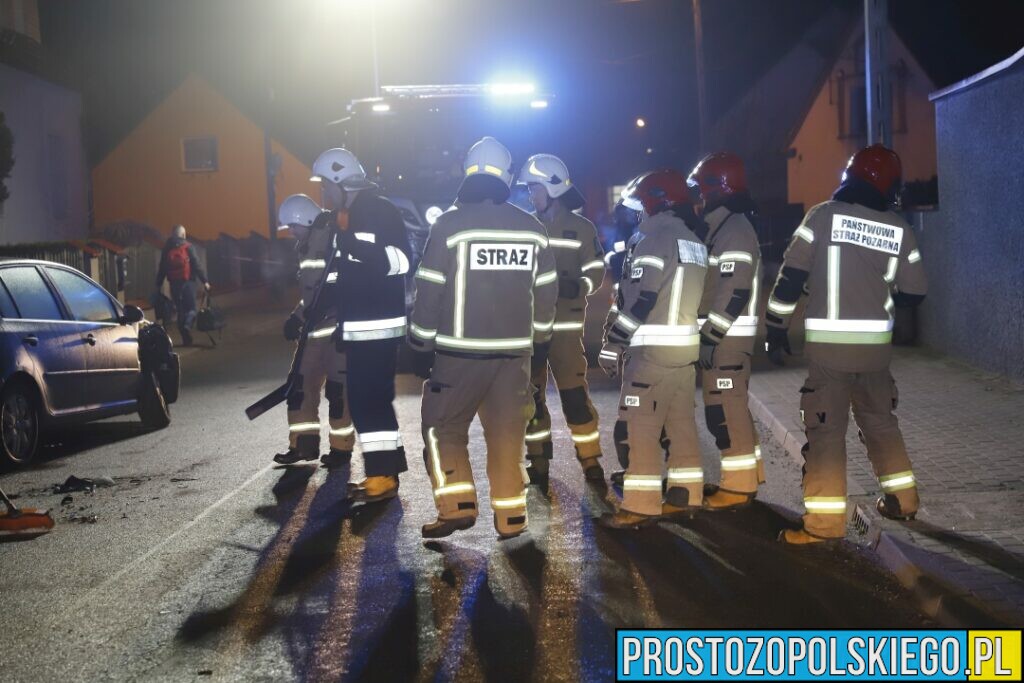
[766,144,927,544]
[313,148,411,502]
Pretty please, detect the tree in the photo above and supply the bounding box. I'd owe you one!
[0,110,13,206]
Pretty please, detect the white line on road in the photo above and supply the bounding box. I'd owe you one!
[65,461,277,614]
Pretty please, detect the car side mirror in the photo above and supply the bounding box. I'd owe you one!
[120,304,145,325]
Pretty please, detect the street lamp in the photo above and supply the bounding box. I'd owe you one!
[635,117,646,128]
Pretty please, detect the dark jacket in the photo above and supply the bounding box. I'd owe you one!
[330,191,411,342]
[156,237,208,287]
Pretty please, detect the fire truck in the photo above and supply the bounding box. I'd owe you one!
[329,82,559,302]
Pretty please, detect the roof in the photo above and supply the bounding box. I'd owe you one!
[91,73,312,169]
[930,45,1024,101]
[708,5,857,159]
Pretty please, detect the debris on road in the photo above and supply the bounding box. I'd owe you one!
[94,475,116,488]
[67,514,98,524]
[54,476,96,494]
[60,496,74,506]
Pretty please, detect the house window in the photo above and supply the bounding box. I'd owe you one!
[182,136,218,172]
[837,63,908,140]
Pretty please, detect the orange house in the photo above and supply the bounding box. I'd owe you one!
[92,74,319,242]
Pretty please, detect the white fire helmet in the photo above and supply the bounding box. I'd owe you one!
[277,194,323,231]
[310,148,376,190]
[462,136,514,187]
[517,153,573,198]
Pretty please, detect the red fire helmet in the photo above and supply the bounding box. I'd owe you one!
[620,169,691,216]
[842,144,903,199]
[687,152,748,205]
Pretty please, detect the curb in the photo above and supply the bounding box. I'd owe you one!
[748,384,1017,627]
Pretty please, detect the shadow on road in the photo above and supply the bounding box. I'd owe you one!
[27,420,158,469]
[175,469,935,680]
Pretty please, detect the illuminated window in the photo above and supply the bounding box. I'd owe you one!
[182,136,218,172]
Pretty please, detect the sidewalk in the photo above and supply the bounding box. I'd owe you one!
[748,346,1024,626]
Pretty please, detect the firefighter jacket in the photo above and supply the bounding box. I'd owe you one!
[538,205,605,333]
[766,199,928,372]
[697,206,761,354]
[409,200,558,357]
[330,191,412,342]
[292,213,340,341]
[605,210,708,367]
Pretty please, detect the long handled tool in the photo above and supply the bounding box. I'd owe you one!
[0,486,55,539]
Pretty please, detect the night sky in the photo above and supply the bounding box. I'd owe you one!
[35,0,1024,190]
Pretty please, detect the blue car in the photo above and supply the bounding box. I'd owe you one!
[0,260,179,466]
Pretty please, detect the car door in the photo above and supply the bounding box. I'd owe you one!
[0,265,91,414]
[43,266,140,408]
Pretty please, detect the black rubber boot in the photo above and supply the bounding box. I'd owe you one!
[320,449,352,468]
[274,434,319,465]
[876,494,916,521]
[421,516,475,538]
[580,457,605,483]
[526,454,550,493]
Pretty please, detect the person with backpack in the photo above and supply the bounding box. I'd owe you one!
[155,224,209,346]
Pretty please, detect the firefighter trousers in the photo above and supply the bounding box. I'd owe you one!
[526,328,601,461]
[286,336,355,453]
[422,354,533,536]
[345,338,407,477]
[618,357,703,516]
[701,347,764,494]
[799,362,919,538]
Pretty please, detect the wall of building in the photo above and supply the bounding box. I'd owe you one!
[0,63,89,245]
[91,75,319,242]
[916,64,1024,381]
[787,29,937,212]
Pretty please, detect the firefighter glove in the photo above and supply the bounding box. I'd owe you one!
[558,278,581,300]
[698,335,718,370]
[283,314,303,341]
[411,350,435,379]
[598,343,624,378]
[765,325,791,366]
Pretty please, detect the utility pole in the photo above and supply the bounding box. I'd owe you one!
[692,0,707,153]
[370,2,381,97]
[864,0,891,147]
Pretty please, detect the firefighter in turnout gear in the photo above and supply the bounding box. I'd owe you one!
[314,148,411,502]
[274,194,355,465]
[598,169,708,529]
[409,137,558,539]
[766,144,927,544]
[687,153,765,509]
[517,154,606,488]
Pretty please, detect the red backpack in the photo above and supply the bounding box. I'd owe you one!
[165,242,192,282]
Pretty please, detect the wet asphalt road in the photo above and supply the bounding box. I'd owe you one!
[0,302,933,682]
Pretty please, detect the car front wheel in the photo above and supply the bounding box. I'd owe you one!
[1,381,40,467]
[138,371,171,430]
